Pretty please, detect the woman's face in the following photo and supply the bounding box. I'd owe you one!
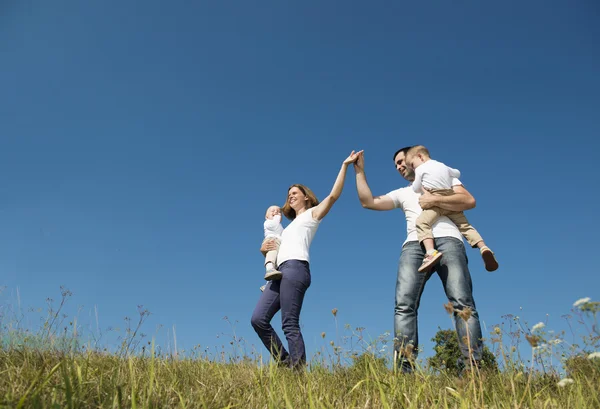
[287,186,307,211]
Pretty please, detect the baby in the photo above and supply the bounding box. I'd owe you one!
[260,205,284,291]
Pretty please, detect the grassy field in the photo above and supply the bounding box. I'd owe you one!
[0,291,598,408]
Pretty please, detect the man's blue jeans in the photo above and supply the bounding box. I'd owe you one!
[394,237,483,372]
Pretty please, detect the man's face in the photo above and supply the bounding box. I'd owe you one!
[394,151,415,182]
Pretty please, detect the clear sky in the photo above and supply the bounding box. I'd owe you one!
[1,0,599,362]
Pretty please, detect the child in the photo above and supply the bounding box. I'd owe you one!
[405,145,498,273]
[259,205,284,291]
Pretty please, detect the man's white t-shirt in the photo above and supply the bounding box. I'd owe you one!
[386,179,463,245]
[276,208,320,266]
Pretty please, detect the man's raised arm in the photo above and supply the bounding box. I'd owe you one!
[354,152,395,211]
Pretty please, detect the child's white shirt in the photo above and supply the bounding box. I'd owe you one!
[264,215,284,239]
[412,159,461,193]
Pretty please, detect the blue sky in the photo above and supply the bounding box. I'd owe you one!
[1,0,599,362]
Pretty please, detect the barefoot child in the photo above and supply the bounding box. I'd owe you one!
[405,145,498,273]
[260,205,284,291]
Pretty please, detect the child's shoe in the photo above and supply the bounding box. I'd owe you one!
[480,246,498,272]
[418,250,443,273]
[264,269,282,281]
[260,284,266,292]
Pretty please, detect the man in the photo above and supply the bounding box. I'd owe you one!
[353,147,483,372]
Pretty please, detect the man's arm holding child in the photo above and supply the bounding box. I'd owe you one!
[419,185,476,212]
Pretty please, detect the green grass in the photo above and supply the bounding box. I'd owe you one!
[0,290,598,408]
[1,346,598,408]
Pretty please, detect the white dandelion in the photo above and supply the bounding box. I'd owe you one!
[557,378,574,387]
[588,352,600,360]
[532,322,545,332]
[573,297,591,308]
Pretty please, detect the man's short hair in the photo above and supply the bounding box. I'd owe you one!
[392,146,414,161]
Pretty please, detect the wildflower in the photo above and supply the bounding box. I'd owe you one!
[321,332,326,339]
[330,341,334,346]
[400,344,415,359]
[525,334,540,348]
[443,302,454,314]
[557,378,574,387]
[331,308,338,317]
[573,297,591,308]
[457,307,472,322]
[532,322,545,332]
[588,352,600,360]
[493,327,501,335]
[550,339,563,345]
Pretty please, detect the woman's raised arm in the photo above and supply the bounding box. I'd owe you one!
[311,150,362,221]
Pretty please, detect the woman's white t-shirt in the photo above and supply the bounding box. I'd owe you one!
[276,208,320,266]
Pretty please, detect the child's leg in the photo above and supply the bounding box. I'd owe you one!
[264,239,283,280]
[445,212,483,248]
[445,212,498,272]
[416,209,444,273]
[416,209,441,252]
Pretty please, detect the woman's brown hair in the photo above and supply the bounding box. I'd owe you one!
[282,184,319,220]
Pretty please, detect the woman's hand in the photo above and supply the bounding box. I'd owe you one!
[260,240,278,256]
[343,150,363,166]
[353,151,365,173]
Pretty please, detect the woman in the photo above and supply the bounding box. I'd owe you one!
[250,150,362,369]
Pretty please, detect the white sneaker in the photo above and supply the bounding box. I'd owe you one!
[264,269,282,281]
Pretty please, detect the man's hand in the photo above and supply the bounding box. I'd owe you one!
[260,240,277,256]
[354,151,365,173]
[343,150,363,166]
[419,185,476,212]
[418,190,438,210]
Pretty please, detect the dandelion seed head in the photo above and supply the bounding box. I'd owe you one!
[331,308,338,317]
[321,332,326,339]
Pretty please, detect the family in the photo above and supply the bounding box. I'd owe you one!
[250,146,498,372]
